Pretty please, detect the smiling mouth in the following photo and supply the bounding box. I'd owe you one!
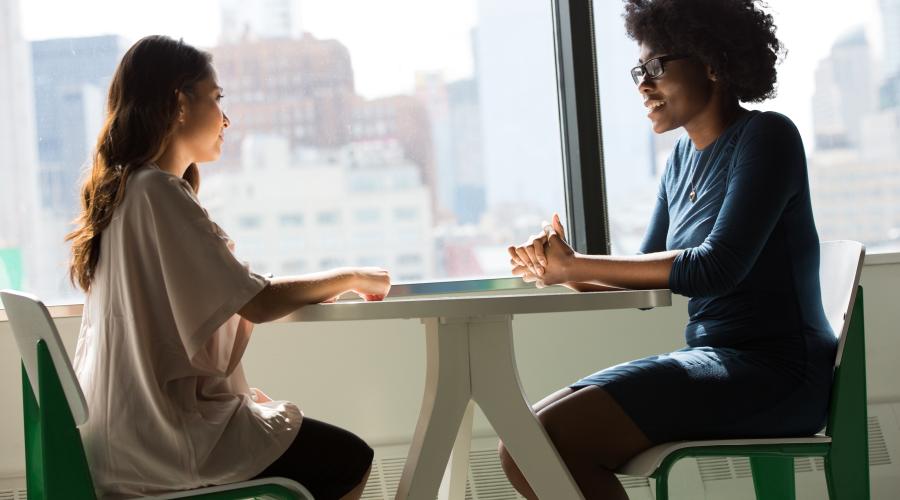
[645,100,666,112]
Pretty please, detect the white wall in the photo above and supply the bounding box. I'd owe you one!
[2,258,899,490]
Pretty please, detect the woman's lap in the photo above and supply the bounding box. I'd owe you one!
[253,417,373,499]
[569,342,834,444]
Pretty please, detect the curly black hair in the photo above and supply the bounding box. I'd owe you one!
[623,0,783,103]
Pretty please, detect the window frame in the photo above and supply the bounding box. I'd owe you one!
[552,0,612,256]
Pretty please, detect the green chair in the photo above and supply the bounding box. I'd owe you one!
[1,289,314,500]
[616,240,869,500]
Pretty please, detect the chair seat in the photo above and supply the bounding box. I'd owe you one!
[138,477,312,499]
[617,435,832,477]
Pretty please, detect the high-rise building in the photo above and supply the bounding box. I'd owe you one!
[812,28,876,150]
[201,135,435,282]
[414,71,454,218]
[30,35,127,217]
[219,0,302,43]
[0,0,40,291]
[809,149,900,248]
[881,0,900,81]
[879,0,900,109]
[446,78,485,224]
[881,75,900,109]
[475,0,564,215]
[414,72,486,224]
[862,108,900,161]
[351,94,435,203]
[210,35,357,164]
[210,33,440,222]
[808,19,900,250]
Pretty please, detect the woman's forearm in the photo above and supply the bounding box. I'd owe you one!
[564,250,682,290]
[240,269,357,323]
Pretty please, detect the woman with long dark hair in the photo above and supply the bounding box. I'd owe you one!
[503,1,836,498]
[68,35,387,499]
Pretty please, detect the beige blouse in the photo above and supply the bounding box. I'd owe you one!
[74,164,302,499]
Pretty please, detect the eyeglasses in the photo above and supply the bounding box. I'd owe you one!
[630,54,690,85]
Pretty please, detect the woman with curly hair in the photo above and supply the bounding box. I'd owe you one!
[503,1,836,498]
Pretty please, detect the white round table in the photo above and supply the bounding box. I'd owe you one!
[279,288,672,500]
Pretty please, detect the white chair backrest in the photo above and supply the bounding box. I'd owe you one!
[818,240,866,367]
[1,289,89,425]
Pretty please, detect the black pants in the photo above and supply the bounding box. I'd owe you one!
[253,418,374,499]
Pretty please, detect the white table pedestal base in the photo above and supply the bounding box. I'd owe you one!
[395,315,583,500]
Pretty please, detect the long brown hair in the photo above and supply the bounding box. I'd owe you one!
[67,35,213,292]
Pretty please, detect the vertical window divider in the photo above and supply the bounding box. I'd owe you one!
[552,0,611,255]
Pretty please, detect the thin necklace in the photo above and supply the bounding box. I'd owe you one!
[689,136,723,203]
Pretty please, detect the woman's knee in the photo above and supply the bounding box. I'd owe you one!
[536,403,578,454]
[535,386,651,471]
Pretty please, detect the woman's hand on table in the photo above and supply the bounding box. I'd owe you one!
[349,267,392,301]
[508,213,575,287]
[509,220,553,276]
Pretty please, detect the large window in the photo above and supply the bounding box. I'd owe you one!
[595,0,900,255]
[0,0,569,304]
[5,0,893,307]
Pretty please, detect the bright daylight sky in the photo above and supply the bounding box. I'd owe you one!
[19,0,886,146]
[19,0,478,100]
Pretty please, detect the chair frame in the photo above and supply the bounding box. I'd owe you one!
[2,289,312,500]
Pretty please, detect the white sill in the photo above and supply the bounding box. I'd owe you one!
[3,251,900,322]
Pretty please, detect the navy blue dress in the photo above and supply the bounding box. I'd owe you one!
[571,111,838,444]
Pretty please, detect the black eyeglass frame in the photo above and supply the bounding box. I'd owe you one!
[630,54,690,85]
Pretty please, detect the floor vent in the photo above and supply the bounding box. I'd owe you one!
[469,449,519,500]
[359,460,384,499]
[359,441,651,499]
[366,456,408,499]
[869,415,892,466]
[616,475,652,490]
[697,456,737,482]
[794,456,826,473]
[0,490,26,500]
[731,457,753,479]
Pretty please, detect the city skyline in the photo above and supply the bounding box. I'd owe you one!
[3,0,900,303]
[15,0,887,151]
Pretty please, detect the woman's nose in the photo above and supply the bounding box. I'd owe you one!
[223,112,230,128]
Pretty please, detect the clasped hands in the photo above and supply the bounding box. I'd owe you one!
[507,213,575,288]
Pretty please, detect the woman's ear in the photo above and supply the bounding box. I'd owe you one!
[175,89,188,124]
[706,65,718,82]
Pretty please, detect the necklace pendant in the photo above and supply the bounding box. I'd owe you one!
[689,190,696,202]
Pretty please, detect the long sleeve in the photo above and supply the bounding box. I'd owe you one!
[639,169,670,254]
[669,113,805,298]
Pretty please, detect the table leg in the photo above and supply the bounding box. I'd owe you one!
[468,316,584,500]
[396,319,473,500]
[438,400,474,500]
